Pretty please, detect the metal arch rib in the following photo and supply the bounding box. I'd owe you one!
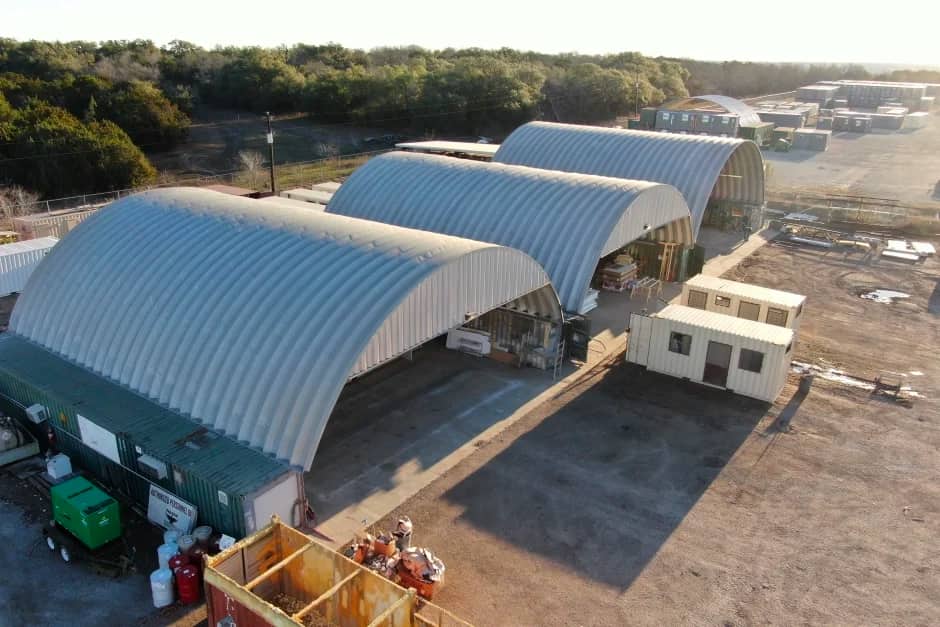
[9,188,558,469]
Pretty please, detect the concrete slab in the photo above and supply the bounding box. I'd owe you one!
[306,343,570,545]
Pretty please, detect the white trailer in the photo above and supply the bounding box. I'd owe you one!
[681,274,805,331]
[0,237,58,297]
[279,188,334,204]
[627,304,794,402]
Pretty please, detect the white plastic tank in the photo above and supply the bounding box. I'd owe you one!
[157,542,179,570]
[163,529,180,546]
[150,568,174,608]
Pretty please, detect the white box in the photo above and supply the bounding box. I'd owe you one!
[47,453,72,480]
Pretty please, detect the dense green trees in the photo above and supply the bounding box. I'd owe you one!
[0,100,156,196]
[0,36,928,199]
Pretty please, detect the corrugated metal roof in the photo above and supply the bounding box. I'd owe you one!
[0,334,289,494]
[655,305,795,345]
[10,188,556,469]
[395,141,500,159]
[0,236,58,256]
[327,151,694,312]
[686,275,806,308]
[493,122,765,237]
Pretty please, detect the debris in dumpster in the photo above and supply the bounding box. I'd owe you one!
[399,547,446,583]
[271,593,335,627]
[342,517,446,599]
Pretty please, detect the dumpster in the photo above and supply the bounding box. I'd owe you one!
[205,516,471,627]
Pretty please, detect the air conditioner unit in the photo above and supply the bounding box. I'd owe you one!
[25,404,48,424]
[137,454,168,481]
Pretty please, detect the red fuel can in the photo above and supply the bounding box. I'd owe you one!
[168,553,190,575]
[176,564,201,604]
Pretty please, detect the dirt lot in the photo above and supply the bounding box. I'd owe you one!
[764,113,940,206]
[375,241,940,626]
[147,113,402,182]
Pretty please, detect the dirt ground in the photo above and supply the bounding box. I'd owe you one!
[764,113,940,206]
[374,241,940,626]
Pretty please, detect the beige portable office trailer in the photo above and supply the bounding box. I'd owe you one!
[627,305,794,402]
[681,274,805,331]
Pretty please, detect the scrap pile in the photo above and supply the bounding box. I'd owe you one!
[343,516,446,600]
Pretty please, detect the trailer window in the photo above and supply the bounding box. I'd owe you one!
[669,332,692,356]
[738,301,761,321]
[766,307,789,327]
[739,349,764,373]
[715,295,731,308]
[687,289,708,309]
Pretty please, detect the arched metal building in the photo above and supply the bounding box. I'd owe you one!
[9,188,560,470]
[492,122,765,236]
[326,151,694,312]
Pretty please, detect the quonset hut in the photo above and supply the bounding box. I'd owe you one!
[0,188,561,537]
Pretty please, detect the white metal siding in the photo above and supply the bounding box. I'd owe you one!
[642,309,792,402]
[10,188,558,469]
[626,313,653,366]
[0,237,58,297]
[681,276,804,332]
[327,151,693,312]
[493,122,765,238]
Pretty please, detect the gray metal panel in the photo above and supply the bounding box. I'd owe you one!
[326,152,694,312]
[492,122,764,237]
[9,188,557,469]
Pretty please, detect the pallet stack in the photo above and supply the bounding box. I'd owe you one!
[598,261,638,292]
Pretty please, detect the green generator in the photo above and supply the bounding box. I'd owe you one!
[50,476,121,550]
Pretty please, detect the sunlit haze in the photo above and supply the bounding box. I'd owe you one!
[6,0,940,66]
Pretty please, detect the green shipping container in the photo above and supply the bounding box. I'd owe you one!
[51,476,121,550]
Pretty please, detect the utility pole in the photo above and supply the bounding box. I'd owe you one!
[266,112,276,195]
[635,72,641,119]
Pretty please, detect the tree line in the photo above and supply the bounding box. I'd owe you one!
[1,37,926,200]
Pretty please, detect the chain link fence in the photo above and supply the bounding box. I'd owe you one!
[3,149,393,223]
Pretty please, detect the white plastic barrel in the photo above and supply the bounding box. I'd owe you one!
[157,542,179,570]
[150,568,174,608]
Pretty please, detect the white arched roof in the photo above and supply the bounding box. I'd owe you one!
[10,188,558,468]
[493,122,765,236]
[327,152,693,312]
[668,95,763,127]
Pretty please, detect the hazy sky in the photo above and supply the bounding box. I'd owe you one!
[5,0,940,65]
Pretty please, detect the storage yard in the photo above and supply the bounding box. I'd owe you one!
[0,87,938,627]
[765,112,940,203]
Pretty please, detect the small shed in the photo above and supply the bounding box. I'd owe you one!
[0,237,58,297]
[681,274,805,331]
[627,305,794,402]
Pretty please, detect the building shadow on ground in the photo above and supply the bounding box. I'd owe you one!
[439,363,768,590]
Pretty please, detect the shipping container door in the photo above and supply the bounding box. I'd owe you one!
[626,314,653,366]
[703,341,732,387]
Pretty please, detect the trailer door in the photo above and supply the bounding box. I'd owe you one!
[703,341,732,387]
